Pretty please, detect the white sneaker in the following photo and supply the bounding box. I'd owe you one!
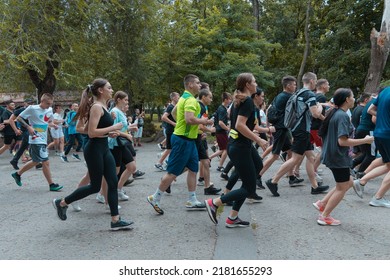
[352,179,364,199]
[185,200,206,210]
[369,196,390,208]
[96,193,105,204]
[118,189,129,201]
[71,201,82,212]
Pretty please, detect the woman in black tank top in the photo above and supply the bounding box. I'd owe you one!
[52,78,133,231]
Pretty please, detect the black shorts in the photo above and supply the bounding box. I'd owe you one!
[291,131,313,155]
[125,142,136,157]
[4,134,22,145]
[166,132,173,150]
[330,168,351,183]
[271,129,292,155]
[375,137,390,163]
[196,136,209,160]
[110,146,134,167]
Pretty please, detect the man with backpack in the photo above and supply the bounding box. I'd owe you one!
[265,72,329,196]
[259,76,302,188]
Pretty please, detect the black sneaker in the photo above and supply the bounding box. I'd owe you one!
[50,183,63,192]
[205,199,218,224]
[110,218,134,231]
[256,177,265,189]
[10,160,19,170]
[265,179,280,197]
[216,166,224,172]
[220,173,229,181]
[123,178,134,186]
[52,198,68,221]
[204,186,221,195]
[11,172,22,186]
[225,217,250,228]
[35,163,43,169]
[279,151,288,162]
[247,192,263,203]
[165,185,171,194]
[356,172,366,179]
[289,176,304,187]
[311,185,330,194]
[133,170,145,178]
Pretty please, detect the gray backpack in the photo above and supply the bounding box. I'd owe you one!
[284,89,309,130]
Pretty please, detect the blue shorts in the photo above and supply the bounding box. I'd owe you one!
[166,134,199,176]
[375,137,390,163]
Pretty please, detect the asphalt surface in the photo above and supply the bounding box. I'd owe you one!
[0,141,389,260]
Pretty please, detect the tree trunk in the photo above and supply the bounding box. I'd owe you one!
[252,0,260,32]
[27,46,60,102]
[297,0,311,89]
[364,0,390,94]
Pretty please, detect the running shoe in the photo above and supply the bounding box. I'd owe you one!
[35,163,43,169]
[265,179,280,197]
[216,166,224,172]
[12,172,22,186]
[225,217,250,228]
[154,163,166,171]
[72,154,81,161]
[60,155,68,162]
[50,183,63,192]
[204,186,221,195]
[317,214,341,226]
[352,179,364,199]
[110,218,134,231]
[247,192,263,203]
[71,202,82,212]
[96,193,106,204]
[123,178,134,186]
[312,200,325,212]
[289,176,304,187]
[147,195,164,214]
[369,196,390,208]
[118,189,129,201]
[220,172,229,181]
[52,198,68,221]
[256,177,265,189]
[10,160,19,170]
[133,170,145,178]
[311,185,329,194]
[205,199,218,224]
[185,200,206,210]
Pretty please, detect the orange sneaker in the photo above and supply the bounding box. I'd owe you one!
[317,214,341,226]
[312,200,325,212]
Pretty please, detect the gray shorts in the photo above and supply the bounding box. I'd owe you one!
[29,144,49,162]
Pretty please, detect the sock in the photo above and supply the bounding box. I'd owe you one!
[198,177,204,182]
[228,215,237,220]
[153,188,163,202]
[188,191,197,202]
[289,175,295,180]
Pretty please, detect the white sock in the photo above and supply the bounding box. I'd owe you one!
[153,188,163,203]
[188,191,197,202]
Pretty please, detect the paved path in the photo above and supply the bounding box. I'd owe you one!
[0,142,389,260]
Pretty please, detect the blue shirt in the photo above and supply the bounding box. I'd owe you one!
[373,88,390,139]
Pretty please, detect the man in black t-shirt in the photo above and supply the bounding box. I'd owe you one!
[259,76,300,187]
[0,100,21,157]
[266,72,329,197]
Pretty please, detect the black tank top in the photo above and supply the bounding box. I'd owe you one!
[97,107,113,129]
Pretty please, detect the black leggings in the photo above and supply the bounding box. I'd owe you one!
[221,144,263,212]
[64,138,119,216]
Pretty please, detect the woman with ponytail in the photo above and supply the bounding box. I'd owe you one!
[313,88,374,226]
[52,78,133,231]
[205,73,268,228]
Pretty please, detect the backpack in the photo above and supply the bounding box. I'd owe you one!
[284,89,309,130]
[266,100,282,125]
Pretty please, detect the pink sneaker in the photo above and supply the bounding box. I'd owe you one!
[312,200,325,212]
[317,214,341,226]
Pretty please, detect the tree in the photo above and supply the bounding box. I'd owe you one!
[297,0,312,88]
[364,0,390,93]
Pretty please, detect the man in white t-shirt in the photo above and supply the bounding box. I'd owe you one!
[11,93,63,192]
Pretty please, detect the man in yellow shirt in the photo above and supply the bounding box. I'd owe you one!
[147,74,214,214]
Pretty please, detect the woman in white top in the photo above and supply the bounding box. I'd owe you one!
[47,105,65,156]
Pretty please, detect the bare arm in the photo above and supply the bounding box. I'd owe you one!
[310,103,323,119]
[338,135,374,147]
[9,114,22,135]
[88,104,122,138]
[184,111,213,126]
[367,103,377,117]
[161,112,176,127]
